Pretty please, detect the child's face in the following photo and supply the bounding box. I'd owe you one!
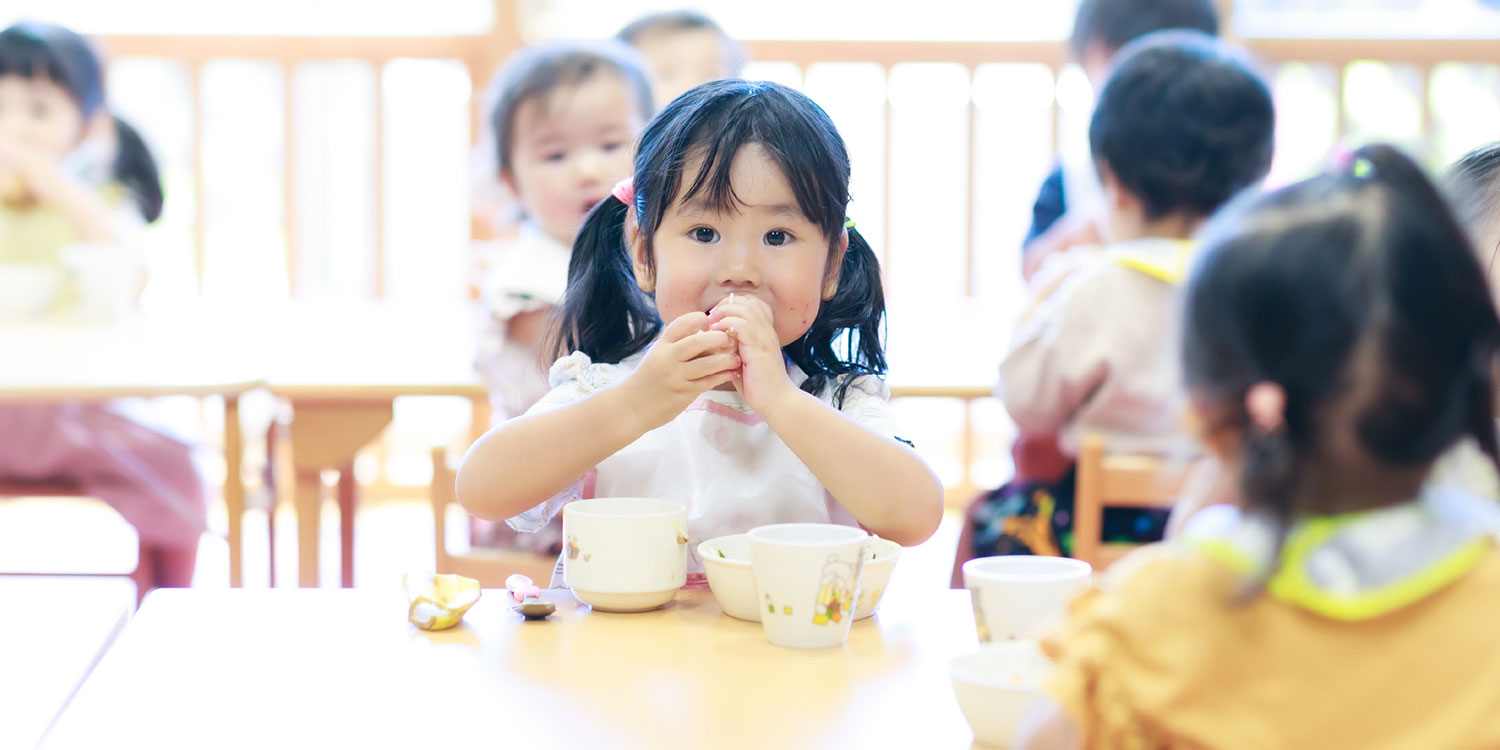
[632,29,734,109]
[504,72,642,246]
[635,143,843,347]
[0,74,85,160]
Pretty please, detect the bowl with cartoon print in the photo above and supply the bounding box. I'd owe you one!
[853,536,902,619]
[698,533,760,621]
[701,533,899,622]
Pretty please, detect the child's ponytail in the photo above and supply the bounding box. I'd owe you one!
[787,226,886,407]
[1348,144,1500,478]
[111,115,163,223]
[1186,141,1500,585]
[547,196,662,364]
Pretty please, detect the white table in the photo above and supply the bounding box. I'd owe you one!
[0,577,135,749]
[44,587,987,749]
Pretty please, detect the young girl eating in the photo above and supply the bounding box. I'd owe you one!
[458,79,943,582]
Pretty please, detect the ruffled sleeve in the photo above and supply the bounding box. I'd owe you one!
[836,375,909,445]
[505,351,624,532]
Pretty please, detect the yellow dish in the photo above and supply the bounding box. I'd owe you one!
[403,572,482,631]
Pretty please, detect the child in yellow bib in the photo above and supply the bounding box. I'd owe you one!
[1016,145,1500,748]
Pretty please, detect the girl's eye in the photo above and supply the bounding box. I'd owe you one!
[543,152,566,163]
[765,230,789,246]
[692,227,719,243]
[602,141,624,152]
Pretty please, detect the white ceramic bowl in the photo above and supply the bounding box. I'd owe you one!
[702,533,901,622]
[950,641,1053,748]
[853,536,901,619]
[698,534,760,621]
[0,263,62,319]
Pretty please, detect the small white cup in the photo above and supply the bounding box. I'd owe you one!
[60,243,143,321]
[749,523,868,649]
[0,263,62,319]
[963,556,1092,642]
[562,497,688,612]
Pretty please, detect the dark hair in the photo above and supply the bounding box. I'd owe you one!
[615,9,747,77]
[1443,140,1500,276]
[485,40,653,175]
[551,79,886,406]
[1090,31,1274,222]
[1183,144,1500,543]
[0,22,163,222]
[1070,0,1219,58]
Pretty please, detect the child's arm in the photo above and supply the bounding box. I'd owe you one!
[999,269,1112,439]
[759,386,943,546]
[456,312,739,521]
[0,139,121,243]
[709,296,943,547]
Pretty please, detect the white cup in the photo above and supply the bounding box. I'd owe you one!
[562,497,688,612]
[962,556,1092,642]
[748,523,868,649]
[60,243,142,321]
[0,263,62,319]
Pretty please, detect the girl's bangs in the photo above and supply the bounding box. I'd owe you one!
[0,34,70,89]
[669,98,841,235]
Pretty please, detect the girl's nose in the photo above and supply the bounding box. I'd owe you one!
[574,152,605,186]
[716,242,761,288]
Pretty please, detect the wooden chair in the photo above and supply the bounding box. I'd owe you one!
[1072,434,1199,570]
[430,448,557,587]
[0,482,155,605]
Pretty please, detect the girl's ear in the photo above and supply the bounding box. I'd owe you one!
[1182,394,1244,462]
[499,168,518,197]
[628,211,654,292]
[821,230,849,300]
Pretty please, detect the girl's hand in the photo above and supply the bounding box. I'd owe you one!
[616,311,739,432]
[0,138,69,205]
[708,293,796,415]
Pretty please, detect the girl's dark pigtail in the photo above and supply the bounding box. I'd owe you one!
[785,225,886,407]
[547,196,661,364]
[110,115,163,223]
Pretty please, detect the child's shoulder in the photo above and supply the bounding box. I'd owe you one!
[1091,541,1239,605]
[1041,238,1192,302]
[546,351,643,393]
[1100,238,1194,286]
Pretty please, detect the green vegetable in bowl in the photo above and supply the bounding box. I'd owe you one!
[717,549,726,558]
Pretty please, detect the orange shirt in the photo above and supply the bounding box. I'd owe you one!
[1045,543,1500,749]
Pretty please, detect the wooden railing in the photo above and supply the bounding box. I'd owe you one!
[96,2,1500,504]
[97,21,1500,297]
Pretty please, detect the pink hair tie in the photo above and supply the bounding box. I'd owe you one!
[611,177,635,207]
